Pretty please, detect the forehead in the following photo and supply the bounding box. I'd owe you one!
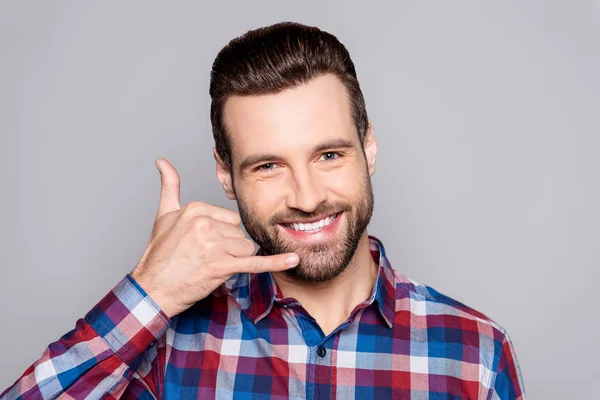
[222,73,357,167]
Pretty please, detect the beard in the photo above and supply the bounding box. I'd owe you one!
[235,168,374,282]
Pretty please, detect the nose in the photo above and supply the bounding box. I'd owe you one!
[286,168,327,213]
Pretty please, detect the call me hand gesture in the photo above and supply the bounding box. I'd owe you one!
[130,158,299,318]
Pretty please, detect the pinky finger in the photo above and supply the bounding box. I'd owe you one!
[228,253,299,274]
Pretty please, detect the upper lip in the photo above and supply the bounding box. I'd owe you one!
[280,212,339,225]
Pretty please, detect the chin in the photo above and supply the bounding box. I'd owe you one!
[283,264,347,282]
[282,247,350,282]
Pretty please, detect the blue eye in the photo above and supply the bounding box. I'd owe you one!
[319,152,340,161]
[258,163,276,171]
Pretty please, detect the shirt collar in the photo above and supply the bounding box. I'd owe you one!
[245,235,396,328]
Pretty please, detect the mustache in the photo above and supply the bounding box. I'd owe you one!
[271,201,352,225]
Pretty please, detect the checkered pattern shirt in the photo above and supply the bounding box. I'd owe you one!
[2,236,524,399]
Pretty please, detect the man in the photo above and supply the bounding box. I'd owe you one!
[1,22,525,399]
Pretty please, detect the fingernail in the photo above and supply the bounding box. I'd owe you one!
[285,254,299,266]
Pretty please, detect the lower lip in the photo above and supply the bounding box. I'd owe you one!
[279,213,343,241]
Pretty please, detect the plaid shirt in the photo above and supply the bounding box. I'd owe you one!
[2,236,524,399]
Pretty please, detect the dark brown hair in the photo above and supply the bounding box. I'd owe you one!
[209,21,369,170]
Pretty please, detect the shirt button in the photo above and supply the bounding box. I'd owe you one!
[317,345,327,358]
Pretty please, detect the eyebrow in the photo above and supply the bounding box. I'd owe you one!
[238,138,355,173]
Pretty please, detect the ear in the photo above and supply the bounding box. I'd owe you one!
[213,148,236,200]
[363,119,378,176]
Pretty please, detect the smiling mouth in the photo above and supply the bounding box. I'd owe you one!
[280,213,340,233]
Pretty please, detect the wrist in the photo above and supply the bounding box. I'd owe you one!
[87,275,170,365]
[127,273,179,319]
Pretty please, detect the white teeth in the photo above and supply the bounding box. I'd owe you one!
[287,213,338,232]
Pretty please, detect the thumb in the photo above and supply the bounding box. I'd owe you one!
[155,158,181,219]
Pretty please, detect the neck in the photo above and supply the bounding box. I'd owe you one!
[271,232,379,336]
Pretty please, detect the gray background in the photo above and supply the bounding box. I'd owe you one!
[1,1,598,398]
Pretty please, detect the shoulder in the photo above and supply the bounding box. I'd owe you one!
[391,273,525,397]
[392,271,511,368]
[394,271,508,335]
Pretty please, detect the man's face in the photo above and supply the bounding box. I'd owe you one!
[219,73,376,282]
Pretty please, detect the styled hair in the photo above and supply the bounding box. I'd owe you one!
[209,21,369,170]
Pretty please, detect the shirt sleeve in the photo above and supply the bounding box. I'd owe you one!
[0,274,170,400]
[489,330,526,400]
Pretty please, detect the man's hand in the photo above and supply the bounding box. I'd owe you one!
[130,158,299,318]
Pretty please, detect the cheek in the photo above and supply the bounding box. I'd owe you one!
[242,182,285,217]
[323,167,363,198]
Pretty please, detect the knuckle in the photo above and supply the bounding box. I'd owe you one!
[181,202,192,213]
[198,240,217,253]
[193,217,213,231]
[182,201,206,215]
[161,180,177,191]
[252,259,263,272]
[245,239,256,253]
[230,227,244,238]
[254,259,263,272]
[190,201,207,209]
[197,244,220,264]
